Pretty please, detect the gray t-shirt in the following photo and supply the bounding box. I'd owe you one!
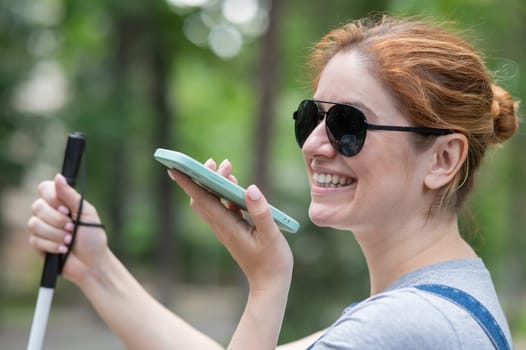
[309,258,513,349]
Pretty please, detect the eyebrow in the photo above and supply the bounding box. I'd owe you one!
[345,100,376,117]
[314,99,378,119]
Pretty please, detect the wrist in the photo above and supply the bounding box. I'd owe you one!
[76,247,117,292]
[229,274,291,350]
[247,261,293,296]
[248,272,292,308]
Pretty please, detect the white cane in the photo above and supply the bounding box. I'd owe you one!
[27,132,86,350]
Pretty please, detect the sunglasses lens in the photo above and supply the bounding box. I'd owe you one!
[294,100,321,147]
[294,100,367,157]
[325,104,366,157]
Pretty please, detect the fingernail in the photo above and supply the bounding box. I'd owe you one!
[167,169,175,180]
[247,185,261,201]
[56,173,67,185]
[58,205,70,215]
[65,222,75,232]
[64,234,72,244]
[219,159,229,169]
[58,245,68,253]
[204,158,216,168]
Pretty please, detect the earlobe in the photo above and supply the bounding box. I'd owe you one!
[424,134,468,190]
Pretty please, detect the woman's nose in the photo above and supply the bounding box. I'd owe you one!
[301,121,337,157]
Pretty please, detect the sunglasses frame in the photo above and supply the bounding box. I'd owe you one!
[293,99,454,156]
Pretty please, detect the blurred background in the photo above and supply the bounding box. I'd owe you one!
[1,0,525,348]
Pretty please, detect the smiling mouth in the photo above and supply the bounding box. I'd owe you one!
[313,172,355,188]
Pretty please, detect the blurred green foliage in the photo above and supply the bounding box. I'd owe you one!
[1,0,525,345]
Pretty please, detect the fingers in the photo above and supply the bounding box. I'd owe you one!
[168,157,277,239]
[37,174,83,216]
[215,160,241,212]
[53,174,83,215]
[168,168,221,204]
[204,158,217,170]
[37,180,61,208]
[167,158,233,203]
[28,216,70,254]
[228,174,238,185]
[30,187,73,255]
[245,185,278,238]
[29,173,100,257]
[205,158,235,183]
[168,158,245,234]
[216,159,231,177]
[53,173,100,223]
[32,196,72,227]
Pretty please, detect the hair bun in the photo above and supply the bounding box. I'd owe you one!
[489,84,520,144]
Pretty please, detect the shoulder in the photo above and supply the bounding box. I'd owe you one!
[312,288,489,350]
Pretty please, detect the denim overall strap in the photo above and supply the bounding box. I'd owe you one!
[415,284,511,350]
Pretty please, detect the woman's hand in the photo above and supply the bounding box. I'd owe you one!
[168,159,294,292]
[27,173,229,350]
[27,174,108,286]
[169,159,294,349]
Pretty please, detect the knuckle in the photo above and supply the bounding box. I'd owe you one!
[36,181,45,193]
[27,216,39,231]
[28,235,38,247]
[31,199,45,216]
[37,180,51,195]
[31,200,39,215]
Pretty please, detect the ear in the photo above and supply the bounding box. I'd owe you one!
[424,134,468,190]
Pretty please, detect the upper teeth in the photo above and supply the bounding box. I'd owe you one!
[313,172,353,187]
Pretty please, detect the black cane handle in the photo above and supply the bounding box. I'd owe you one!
[40,133,86,288]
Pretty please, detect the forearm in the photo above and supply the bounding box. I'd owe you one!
[79,249,223,350]
[228,282,291,350]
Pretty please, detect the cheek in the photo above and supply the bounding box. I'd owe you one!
[357,134,420,190]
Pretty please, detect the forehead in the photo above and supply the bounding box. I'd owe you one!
[313,50,402,123]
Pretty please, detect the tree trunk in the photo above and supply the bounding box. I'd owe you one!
[148,21,177,307]
[107,15,135,260]
[253,0,282,194]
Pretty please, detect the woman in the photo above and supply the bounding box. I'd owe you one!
[27,15,519,349]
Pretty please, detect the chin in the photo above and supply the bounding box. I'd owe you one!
[308,204,345,228]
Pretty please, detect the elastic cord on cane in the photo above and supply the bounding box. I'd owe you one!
[59,144,105,274]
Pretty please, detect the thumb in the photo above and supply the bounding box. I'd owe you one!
[54,173,82,214]
[245,185,278,235]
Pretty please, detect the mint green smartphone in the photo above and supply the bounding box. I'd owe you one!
[154,148,299,233]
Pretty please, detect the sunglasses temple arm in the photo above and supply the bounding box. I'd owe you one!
[366,124,452,135]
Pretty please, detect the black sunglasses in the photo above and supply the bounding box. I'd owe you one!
[293,100,453,157]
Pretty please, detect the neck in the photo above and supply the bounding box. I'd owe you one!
[354,214,477,296]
